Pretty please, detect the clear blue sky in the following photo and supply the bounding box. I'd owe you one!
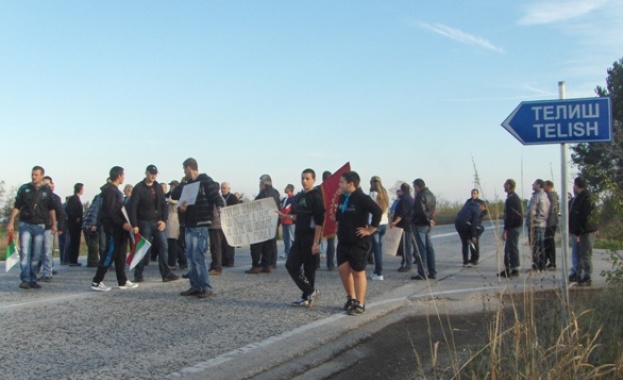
[1,0,620,205]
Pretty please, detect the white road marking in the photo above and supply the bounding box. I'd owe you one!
[0,293,92,310]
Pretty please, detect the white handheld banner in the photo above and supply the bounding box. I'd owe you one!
[221,198,279,247]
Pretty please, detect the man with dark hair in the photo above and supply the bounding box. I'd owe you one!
[91,166,138,291]
[279,184,296,259]
[455,198,486,267]
[220,182,239,267]
[390,183,414,272]
[8,166,57,289]
[129,165,179,283]
[526,179,550,271]
[280,169,325,307]
[411,178,437,280]
[66,182,84,266]
[245,174,280,274]
[543,180,559,270]
[336,171,382,315]
[178,158,224,298]
[39,176,65,281]
[569,177,597,286]
[499,179,523,278]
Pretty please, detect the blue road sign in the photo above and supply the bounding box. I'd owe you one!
[501,97,612,145]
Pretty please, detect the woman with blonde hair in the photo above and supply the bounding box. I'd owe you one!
[369,176,390,280]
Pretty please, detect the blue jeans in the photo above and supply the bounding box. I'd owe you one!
[40,229,55,278]
[19,222,46,283]
[531,227,546,270]
[134,219,173,280]
[576,232,595,278]
[185,227,212,291]
[413,224,436,277]
[569,234,578,276]
[282,224,295,257]
[371,225,386,275]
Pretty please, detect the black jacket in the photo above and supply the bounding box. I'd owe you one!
[455,200,482,237]
[336,188,382,244]
[393,193,414,232]
[129,180,168,225]
[99,183,126,228]
[223,192,239,207]
[48,193,65,232]
[65,194,83,229]
[412,187,436,226]
[181,174,224,228]
[569,189,597,235]
[503,192,523,230]
[14,182,56,225]
[292,188,325,236]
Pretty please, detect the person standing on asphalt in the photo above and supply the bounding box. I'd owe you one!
[82,190,104,268]
[543,180,559,270]
[66,183,84,266]
[8,166,57,290]
[280,169,325,307]
[336,171,382,316]
[39,176,65,281]
[455,198,486,267]
[569,177,597,286]
[220,182,239,267]
[368,176,389,281]
[526,179,550,272]
[465,189,487,264]
[279,184,296,260]
[499,179,523,279]
[166,180,186,270]
[208,190,227,276]
[129,165,179,283]
[390,183,414,273]
[91,166,138,291]
[246,174,280,274]
[411,178,437,281]
[178,158,224,298]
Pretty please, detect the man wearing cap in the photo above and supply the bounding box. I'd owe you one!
[245,174,280,274]
[129,165,179,283]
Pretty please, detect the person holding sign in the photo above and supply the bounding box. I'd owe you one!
[91,166,138,291]
[278,169,325,307]
[245,174,280,274]
[178,158,224,299]
[336,171,382,316]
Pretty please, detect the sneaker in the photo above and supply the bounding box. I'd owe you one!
[19,281,31,290]
[546,264,556,271]
[30,282,42,289]
[464,263,473,268]
[291,296,310,307]
[370,274,384,281]
[348,300,366,316]
[307,289,320,307]
[91,282,111,292]
[196,290,215,298]
[344,296,356,311]
[119,280,138,289]
[180,288,201,296]
[163,274,180,282]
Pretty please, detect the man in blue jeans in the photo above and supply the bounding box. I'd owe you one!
[129,165,179,283]
[8,166,58,290]
[178,158,224,298]
[410,178,437,281]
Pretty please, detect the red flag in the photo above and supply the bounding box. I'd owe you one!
[321,162,351,238]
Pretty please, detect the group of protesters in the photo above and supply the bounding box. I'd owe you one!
[7,160,598,317]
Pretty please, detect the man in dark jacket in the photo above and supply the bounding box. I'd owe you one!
[65,183,84,266]
[246,174,280,274]
[130,165,178,283]
[178,158,225,298]
[336,171,382,316]
[569,177,597,286]
[390,183,414,272]
[220,182,239,267]
[455,199,486,267]
[280,169,325,307]
[91,166,137,291]
[411,178,437,280]
[500,179,523,278]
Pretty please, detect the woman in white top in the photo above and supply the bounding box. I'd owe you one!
[369,176,389,280]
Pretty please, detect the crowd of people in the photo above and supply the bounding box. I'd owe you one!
[6,161,598,316]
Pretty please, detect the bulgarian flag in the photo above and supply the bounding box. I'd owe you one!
[126,232,151,270]
[5,232,20,272]
[321,162,351,238]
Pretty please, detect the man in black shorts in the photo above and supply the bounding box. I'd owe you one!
[279,169,325,307]
[336,171,382,315]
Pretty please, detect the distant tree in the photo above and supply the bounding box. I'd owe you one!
[0,181,17,223]
[571,57,623,194]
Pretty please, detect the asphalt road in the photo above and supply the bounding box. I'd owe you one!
[0,223,609,380]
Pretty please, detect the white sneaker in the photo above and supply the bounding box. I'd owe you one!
[370,274,384,281]
[91,282,111,292]
[307,289,320,307]
[119,280,139,289]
